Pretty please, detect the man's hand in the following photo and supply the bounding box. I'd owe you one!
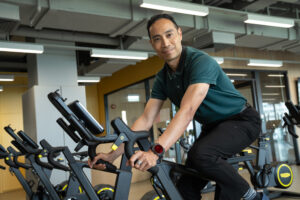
[128,150,159,171]
[88,152,116,170]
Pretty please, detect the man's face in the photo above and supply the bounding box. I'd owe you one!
[149,18,182,63]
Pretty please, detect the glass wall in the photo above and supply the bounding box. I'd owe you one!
[259,72,295,163]
[106,82,146,134]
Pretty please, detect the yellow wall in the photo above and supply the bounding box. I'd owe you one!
[0,75,27,193]
[86,84,100,123]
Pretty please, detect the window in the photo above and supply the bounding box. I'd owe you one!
[106,82,146,133]
[259,71,295,163]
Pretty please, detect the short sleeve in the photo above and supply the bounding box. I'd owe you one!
[151,74,167,100]
[189,54,219,85]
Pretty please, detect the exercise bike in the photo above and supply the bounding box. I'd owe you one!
[47,90,300,200]
[140,101,300,199]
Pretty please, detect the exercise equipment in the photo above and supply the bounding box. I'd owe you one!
[2,90,299,200]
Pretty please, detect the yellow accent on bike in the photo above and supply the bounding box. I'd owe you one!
[242,149,252,153]
[238,167,243,171]
[62,184,68,191]
[38,155,42,158]
[280,173,291,178]
[111,144,118,151]
[154,195,165,200]
[277,164,293,187]
[97,187,114,194]
[79,186,83,193]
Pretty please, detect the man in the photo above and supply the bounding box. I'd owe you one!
[89,14,267,200]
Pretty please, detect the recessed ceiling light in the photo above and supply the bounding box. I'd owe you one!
[244,14,294,28]
[265,85,285,88]
[77,76,100,83]
[140,0,209,16]
[268,74,284,77]
[91,49,148,60]
[0,41,44,54]
[248,59,283,67]
[0,75,14,82]
[226,73,248,77]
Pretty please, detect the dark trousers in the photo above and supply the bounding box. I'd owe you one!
[177,106,261,200]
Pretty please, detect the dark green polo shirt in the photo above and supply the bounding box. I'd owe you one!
[151,46,246,124]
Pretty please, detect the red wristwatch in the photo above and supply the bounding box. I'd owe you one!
[151,143,165,163]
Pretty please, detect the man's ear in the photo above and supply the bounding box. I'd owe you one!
[178,27,183,40]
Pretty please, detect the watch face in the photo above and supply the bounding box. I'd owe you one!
[154,144,164,154]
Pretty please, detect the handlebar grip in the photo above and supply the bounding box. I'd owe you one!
[11,140,28,154]
[48,147,70,171]
[40,140,63,159]
[68,115,93,141]
[17,131,39,149]
[7,146,21,156]
[57,118,81,143]
[34,153,54,170]
[288,126,299,138]
[7,147,31,169]
[4,153,18,168]
[39,139,52,150]
[4,126,21,142]
[95,159,117,171]
[88,145,117,172]
[0,144,7,153]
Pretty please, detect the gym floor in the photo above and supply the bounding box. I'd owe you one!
[0,165,299,200]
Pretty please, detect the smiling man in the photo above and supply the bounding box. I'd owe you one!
[89,14,267,200]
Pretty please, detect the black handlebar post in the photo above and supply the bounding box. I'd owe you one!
[110,118,158,173]
[284,101,300,138]
[40,139,70,171]
[17,131,39,149]
[7,146,31,169]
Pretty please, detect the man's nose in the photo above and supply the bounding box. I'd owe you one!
[161,37,170,47]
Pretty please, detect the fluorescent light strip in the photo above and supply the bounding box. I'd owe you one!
[0,75,14,81]
[262,93,280,96]
[140,0,209,16]
[244,14,294,28]
[268,74,284,77]
[265,85,285,88]
[226,73,248,77]
[248,59,283,67]
[127,95,140,102]
[213,57,224,64]
[121,110,128,125]
[91,49,148,60]
[263,98,276,101]
[77,76,100,83]
[0,41,44,54]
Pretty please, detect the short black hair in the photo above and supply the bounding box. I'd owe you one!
[147,14,179,39]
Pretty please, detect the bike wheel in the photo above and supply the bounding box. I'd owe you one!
[141,190,166,200]
[94,184,114,200]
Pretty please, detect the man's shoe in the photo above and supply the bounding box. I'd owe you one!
[253,192,269,200]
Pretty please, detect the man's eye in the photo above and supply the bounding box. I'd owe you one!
[154,38,160,42]
[167,33,173,37]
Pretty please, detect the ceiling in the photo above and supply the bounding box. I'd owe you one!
[0,0,300,77]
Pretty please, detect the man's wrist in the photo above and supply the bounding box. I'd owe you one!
[151,143,165,163]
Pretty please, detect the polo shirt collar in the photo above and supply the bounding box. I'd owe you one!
[166,46,186,77]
